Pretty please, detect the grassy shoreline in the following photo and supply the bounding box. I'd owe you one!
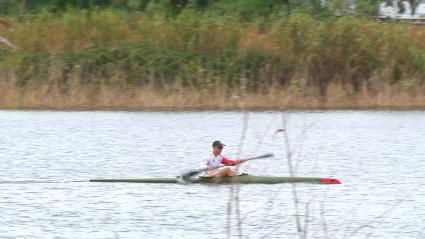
[2,105,425,111]
[1,85,425,110]
[1,10,424,110]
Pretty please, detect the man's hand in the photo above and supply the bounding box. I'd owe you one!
[236,158,247,165]
[207,165,215,170]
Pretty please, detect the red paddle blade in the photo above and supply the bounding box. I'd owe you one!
[321,178,341,184]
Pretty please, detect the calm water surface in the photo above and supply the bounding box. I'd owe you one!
[0,110,424,239]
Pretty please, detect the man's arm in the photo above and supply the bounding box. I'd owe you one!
[200,158,215,170]
[221,156,237,166]
[222,156,247,166]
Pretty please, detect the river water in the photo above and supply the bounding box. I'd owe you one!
[0,110,424,239]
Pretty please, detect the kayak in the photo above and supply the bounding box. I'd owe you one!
[89,175,341,184]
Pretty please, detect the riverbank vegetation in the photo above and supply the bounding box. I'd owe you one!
[0,1,424,109]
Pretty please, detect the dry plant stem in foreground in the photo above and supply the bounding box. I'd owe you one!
[280,115,303,239]
[276,114,323,239]
[226,96,249,239]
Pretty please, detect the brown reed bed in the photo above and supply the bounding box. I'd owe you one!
[1,73,424,110]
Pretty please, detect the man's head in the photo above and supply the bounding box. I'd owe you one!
[212,140,225,155]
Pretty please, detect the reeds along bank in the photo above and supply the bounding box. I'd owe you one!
[0,10,424,108]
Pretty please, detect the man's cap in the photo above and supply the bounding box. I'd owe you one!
[212,140,225,147]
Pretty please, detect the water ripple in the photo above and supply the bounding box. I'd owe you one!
[0,110,424,238]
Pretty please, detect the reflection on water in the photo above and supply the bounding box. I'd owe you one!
[0,110,424,238]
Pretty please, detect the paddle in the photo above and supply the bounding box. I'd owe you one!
[180,153,274,180]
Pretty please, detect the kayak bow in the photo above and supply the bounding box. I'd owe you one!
[89,175,341,184]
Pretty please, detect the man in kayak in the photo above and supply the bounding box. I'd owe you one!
[200,141,246,177]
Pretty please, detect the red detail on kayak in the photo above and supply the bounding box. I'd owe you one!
[321,178,341,184]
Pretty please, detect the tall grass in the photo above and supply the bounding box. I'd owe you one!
[0,10,424,108]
